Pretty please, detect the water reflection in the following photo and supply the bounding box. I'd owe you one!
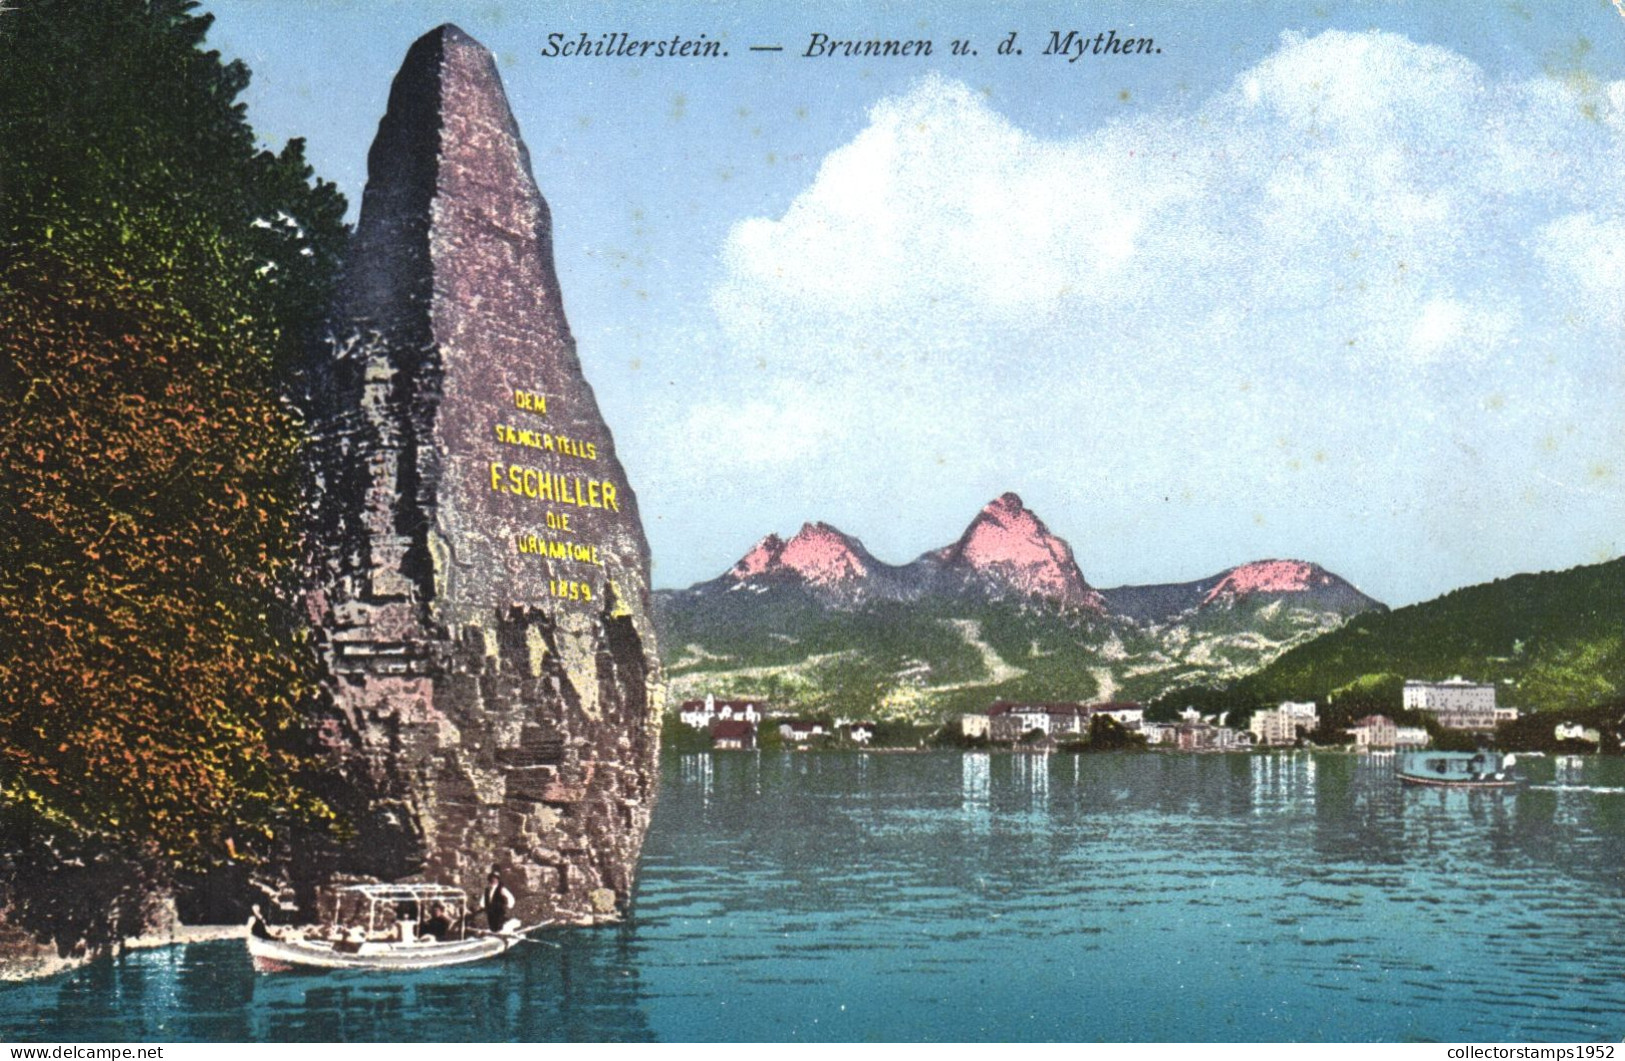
[1010,750,1049,804]
[1249,750,1318,813]
[4,752,1623,1043]
[3,921,659,1043]
[961,751,990,826]
[678,753,714,807]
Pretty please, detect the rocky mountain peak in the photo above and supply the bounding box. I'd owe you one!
[1202,559,1339,605]
[729,533,786,580]
[728,522,873,587]
[780,522,872,585]
[932,493,1106,611]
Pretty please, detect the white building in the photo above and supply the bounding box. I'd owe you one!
[1395,726,1430,748]
[1089,703,1145,732]
[1143,722,1178,745]
[1250,701,1318,746]
[987,702,1091,741]
[1555,722,1601,745]
[1177,721,1250,751]
[779,720,827,742]
[679,693,764,730]
[1350,715,1397,749]
[1403,678,1503,729]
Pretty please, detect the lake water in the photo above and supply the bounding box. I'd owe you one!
[3,751,1624,1042]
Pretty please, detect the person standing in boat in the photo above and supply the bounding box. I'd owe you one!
[247,903,277,940]
[479,870,516,932]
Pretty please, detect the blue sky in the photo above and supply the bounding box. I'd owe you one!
[209,1,1625,605]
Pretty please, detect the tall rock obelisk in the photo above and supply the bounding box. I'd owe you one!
[305,24,662,924]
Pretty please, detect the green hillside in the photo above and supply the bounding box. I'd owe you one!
[656,588,1358,723]
[1158,557,1625,721]
[661,595,1095,720]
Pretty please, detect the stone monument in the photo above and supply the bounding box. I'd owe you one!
[304,24,662,924]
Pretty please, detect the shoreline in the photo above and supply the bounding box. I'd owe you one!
[123,924,243,951]
[0,924,241,984]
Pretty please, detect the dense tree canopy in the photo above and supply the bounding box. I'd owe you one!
[0,0,347,945]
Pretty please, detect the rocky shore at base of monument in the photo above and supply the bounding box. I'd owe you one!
[0,924,252,983]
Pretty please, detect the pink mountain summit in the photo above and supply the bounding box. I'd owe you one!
[702,496,1379,620]
[729,522,874,587]
[1201,559,1344,606]
[928,493,1107,612]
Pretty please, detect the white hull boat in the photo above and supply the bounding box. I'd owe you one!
[247,928,524,972]
[1397,750,1521,789]
[247,881,534,973]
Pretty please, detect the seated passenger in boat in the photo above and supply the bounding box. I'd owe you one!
[421,903,453,942]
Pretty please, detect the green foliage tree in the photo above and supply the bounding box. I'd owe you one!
[869,720,933,748]
[755,723,785,751]
[660,716,713,753]
[1494,702,1625,755]
[0,0,346,954]
[1086,714,1147,752]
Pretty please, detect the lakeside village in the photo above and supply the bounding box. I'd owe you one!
[666,677,1612,756]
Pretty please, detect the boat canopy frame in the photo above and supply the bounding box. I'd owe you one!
[330,882,471,941]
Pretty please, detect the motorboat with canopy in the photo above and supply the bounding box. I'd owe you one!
[246,882,534,972]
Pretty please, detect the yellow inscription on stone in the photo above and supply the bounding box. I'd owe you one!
[513,390,548,415]
[517,535,602,565]
[494,423,597,460]
[549,579,593,602]
[488,462,619,512]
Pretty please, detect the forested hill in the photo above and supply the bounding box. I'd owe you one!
[1163,557,1625,720]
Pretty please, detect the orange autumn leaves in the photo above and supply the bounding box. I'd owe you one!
[0,0,349,876]
[1,252,328,869]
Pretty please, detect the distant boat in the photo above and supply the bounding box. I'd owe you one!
[246,883,534,973]
[1397,750,1520,789]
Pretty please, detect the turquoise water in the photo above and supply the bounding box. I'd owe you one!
[3,750,1623,1042]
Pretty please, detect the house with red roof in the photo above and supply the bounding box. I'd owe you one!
[679,692,766,730]
[709,719,757,750]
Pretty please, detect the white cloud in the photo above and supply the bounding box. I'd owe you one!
[1407,296,1516,363]
[1536,211,1625,327]
[716,31,1624,356]
[659,29,1625,595]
